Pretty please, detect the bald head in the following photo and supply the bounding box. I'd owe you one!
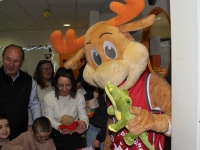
[3,44,24,60]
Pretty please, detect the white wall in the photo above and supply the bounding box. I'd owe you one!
[0,29,86,76]
[170,0,200,149]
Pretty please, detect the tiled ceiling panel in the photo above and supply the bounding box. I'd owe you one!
[0,0,124,31]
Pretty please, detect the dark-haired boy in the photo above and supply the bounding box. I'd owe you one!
[1,117,56,150]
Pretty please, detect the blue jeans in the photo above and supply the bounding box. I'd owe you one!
[86,123,104,150]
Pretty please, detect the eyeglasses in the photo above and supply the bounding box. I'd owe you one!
[3,57,22,65]
[33,133,51,143]
[57,84,72,89]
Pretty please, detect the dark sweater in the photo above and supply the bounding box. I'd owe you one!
[0,66,32,140]
[89,94,108,142]
[76,65,108,143]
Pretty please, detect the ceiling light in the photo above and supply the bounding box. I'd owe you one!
[44,9,50,18]
[63,24,70,27]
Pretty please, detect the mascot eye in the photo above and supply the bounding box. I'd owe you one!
[103,41,117,59]
[90,49,102,66]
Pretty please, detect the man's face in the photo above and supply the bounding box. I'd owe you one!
[2,47,24,79]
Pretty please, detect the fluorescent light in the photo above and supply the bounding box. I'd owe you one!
[63,24,70,27]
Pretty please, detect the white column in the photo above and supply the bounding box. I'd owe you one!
[170,0,200,149]
[88,11,100,27]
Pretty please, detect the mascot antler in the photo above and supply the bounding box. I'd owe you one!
[50,0,145,55]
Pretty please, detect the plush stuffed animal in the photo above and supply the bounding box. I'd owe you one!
[59,115,78,135]
[105,81,154,150]
[50,0,171,149]
[86,91,99,118]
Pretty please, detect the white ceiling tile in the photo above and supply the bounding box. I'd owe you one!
[0,0,125,31]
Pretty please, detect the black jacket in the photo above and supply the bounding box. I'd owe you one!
[0,66,32,140]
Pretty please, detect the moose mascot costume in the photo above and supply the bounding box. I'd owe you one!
[50,0,171,149]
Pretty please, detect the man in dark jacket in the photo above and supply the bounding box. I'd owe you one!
[0,44,41,140]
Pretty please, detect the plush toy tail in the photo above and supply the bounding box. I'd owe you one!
[139,132,155,150]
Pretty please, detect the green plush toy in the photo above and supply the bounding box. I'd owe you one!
[105,82,154,150]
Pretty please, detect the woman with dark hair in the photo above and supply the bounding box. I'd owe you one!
[44,67,88,150]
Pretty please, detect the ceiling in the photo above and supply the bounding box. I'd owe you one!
[0,0,124,31]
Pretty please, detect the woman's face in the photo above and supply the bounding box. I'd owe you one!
[57,76,72,96]
[41,63,53,82]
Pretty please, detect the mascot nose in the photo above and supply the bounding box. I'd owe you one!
[93,60,130,88]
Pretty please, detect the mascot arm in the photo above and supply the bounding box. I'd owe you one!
[128,74,171,136]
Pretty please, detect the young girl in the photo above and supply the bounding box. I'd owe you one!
[0,116,10,149]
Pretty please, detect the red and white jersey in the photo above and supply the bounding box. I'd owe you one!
[109,71,165,150]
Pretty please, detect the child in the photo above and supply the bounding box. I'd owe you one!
[1,117,56,150]
[76,62,108,150]
[0,115,10,149]
[85,87,108,150]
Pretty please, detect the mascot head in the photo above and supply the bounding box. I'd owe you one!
[50,0,155,89]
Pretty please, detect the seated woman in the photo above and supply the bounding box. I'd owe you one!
[44,67,89,150]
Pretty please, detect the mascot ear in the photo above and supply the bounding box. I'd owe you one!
[63,47,85,69]
[119,14,155,32]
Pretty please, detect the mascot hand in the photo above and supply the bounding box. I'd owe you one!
[128,106,169,135]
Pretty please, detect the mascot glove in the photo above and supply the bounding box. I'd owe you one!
[128,106,169,135]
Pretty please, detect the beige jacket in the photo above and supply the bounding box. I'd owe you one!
[1,131,56,150]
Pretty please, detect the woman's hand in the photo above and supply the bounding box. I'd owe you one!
[60,129,71,135]
[58,125,71,135]
[75,120,87,134]
[93,140,100,149]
